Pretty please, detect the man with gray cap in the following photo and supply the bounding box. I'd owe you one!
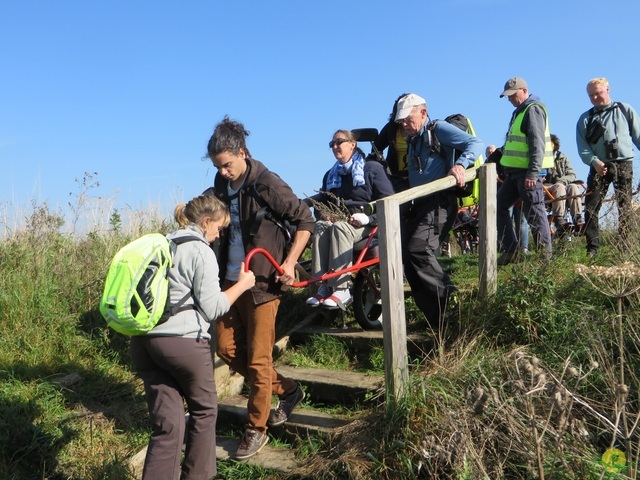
[495,77,553,264]
[395,93,484,329]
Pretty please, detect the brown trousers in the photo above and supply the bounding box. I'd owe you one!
[216,281,296,432]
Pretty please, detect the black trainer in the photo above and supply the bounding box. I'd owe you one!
[268,385,305,427]
[235,428,268,460]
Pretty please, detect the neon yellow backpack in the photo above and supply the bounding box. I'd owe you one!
[459,118,484,208]
[429,114,485,208]
[99,233,205,335]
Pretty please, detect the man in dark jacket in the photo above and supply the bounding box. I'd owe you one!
[204,117,314,460]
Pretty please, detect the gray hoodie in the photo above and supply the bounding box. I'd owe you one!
[147,224,230,340]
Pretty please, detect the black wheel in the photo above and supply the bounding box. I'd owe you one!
[353,267,383,330]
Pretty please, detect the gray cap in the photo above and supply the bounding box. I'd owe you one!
[500,77,528,98]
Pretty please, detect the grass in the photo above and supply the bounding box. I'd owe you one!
[5,191,640,479]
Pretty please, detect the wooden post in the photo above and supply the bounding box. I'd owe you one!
[478,163,497,297]
[377,198,409,408]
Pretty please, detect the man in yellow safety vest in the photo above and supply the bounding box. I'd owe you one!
[495,77,554,265]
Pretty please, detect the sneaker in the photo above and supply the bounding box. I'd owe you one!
[322,288,353,309]
[268,385,305,427]
[497,251,522,266]
[306,284,331,307]
[235,428,269,460]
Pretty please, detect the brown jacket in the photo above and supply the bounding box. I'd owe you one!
[205,158,314,305]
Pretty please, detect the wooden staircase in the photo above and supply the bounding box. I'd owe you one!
[212,311,433,474]
[129,309,432,477]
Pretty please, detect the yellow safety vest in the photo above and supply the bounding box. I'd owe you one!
[501,103,554,169]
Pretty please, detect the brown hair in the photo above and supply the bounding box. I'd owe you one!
[207,116,252,159]
[174,194,230,229]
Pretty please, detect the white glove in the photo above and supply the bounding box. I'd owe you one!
[350,213,370,226]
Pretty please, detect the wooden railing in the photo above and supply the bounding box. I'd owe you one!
[376,163,497,408]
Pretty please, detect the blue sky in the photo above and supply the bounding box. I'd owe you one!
[2,0,639,230]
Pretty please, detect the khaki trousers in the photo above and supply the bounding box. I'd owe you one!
[216,282,296,432]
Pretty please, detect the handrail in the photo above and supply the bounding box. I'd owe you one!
[381,166,480,206]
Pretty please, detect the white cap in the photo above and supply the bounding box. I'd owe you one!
[394,94,427,121]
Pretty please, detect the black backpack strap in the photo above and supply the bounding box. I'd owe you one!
[249,171,295,247]
[616,102,632,134]
[249,206,269,240]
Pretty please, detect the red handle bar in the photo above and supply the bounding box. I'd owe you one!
[244,226,380,289]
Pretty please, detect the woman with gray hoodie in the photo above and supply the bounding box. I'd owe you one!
[130,194,255,480]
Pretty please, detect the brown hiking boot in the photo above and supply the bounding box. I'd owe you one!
[235,428,268,460]
[268,385,305,427]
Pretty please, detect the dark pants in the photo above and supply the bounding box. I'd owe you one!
[131,336,217,480]
[497,173,552,254]
[584,160,633,253]
[403,192,457,327]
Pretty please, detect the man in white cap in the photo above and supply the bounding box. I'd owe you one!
[395,93,484,329]
[495,77,553,264]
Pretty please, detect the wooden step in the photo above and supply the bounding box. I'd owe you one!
[289,325,434,357]
[218,394,352,436]
[128,435,299,478]
[275,365,383,404]
[216,435,298,471]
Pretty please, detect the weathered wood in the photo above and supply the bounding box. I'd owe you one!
[478,163,497,297]
[130,432,300,477]
[275,365,383,403]
[218,394,351,433]
[289,326,434,357]
[377,198,409,408]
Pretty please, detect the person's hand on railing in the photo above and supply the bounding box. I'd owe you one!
[449,164,466,187]
[350,213,370,227]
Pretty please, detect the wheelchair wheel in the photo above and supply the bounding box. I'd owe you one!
[353,267,383,330]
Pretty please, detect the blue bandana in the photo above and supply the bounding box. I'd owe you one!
[326,151,365,190]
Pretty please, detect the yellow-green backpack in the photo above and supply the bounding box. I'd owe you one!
[99,233,205,335]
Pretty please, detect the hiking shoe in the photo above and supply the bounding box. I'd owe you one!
[235,428,268,460]
[322,288,353,310]
[306,284,331,307]
[268,385,305,427]
[497,251,522,266]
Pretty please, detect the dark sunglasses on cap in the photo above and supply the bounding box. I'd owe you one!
[329,138,350,148]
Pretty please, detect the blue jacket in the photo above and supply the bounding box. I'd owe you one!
[407,119,484,187]
[576,100,640,167]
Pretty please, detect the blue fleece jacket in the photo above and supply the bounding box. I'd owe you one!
[407,119,484,187]
[576,100,640,167]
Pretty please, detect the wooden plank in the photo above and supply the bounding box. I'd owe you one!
[216,436,299,470]
[218,394,352,433]
[478,163,497,297]
[129,435,299,478]
[377,198,409,408]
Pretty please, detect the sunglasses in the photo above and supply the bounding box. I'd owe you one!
[329,138,350,148]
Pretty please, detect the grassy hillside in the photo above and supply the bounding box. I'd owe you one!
[2,201,640,479]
